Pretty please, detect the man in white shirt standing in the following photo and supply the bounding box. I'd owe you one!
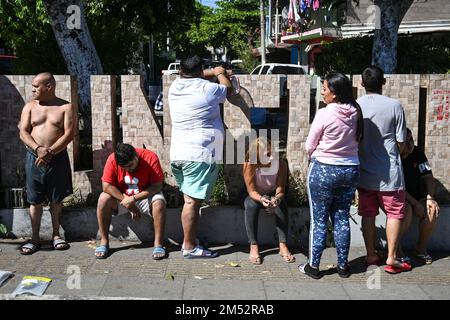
[168,55,231,258]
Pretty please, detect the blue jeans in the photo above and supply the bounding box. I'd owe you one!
[307,160,359,268]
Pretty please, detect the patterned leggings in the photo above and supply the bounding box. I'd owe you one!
[307,160,359,268]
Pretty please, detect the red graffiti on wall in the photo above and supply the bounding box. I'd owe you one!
[431,89,450,123]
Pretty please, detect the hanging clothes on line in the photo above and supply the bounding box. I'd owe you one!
[288,0,295,23]
[313,0,320,11]
[289,0,301,23]
[300,0,308,13]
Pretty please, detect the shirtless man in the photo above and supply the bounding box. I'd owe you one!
[18,72,76,255]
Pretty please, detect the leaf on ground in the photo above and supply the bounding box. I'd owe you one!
[326,264,336,270]
[215,264,225,268]
[87,244,97,250]
[194,276,204,280]
[226,262,240,267]
[86,240,96,245]
[0,224,7,234]
[165,273,175,281]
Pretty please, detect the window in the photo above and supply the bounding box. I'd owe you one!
[252,66,262,74]
[272,66,304,75]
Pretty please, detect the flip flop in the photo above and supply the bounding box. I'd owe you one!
[279,252,296,263]
[249,255,262,265]
[20,242,40,255]
[384,262,412,274]
[152,246,167,260]
[53,238,70,251]
[95,245,109,259]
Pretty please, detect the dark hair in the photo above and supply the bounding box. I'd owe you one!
[361,66,384,92]
[115,143,137,166]
[180,55,203,77]
[325,73,364,142]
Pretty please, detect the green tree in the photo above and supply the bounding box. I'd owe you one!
[314,34,450,76]
[187,0,260,70]
[0,0,199,78]
[0,1,67,74]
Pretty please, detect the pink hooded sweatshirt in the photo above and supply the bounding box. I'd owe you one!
[305,103,359,161]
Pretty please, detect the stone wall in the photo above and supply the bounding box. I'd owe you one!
[1,74,449,205]
[352,74,421,140]
[425,74,450,202]
[90,75,117,197]
[0,75,28,190]
[286,75,311,174]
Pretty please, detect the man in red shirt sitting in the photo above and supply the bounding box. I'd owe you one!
[95,143,167,260]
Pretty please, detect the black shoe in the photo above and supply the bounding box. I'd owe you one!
[337,264,350,278]
[298,263,322,279]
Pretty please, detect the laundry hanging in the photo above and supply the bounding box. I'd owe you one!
[289,0,301,23]
[288,0,295,23]
[300,0,308,13]
[313,0,320,11]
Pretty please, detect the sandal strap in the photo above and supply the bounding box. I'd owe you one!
[153,247,166,255]
[53,239,67,246]
[95,245,109,253]
[22,243,37,250]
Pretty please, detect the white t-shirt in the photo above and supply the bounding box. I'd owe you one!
[168,77,227,163]
[357,94,407,191]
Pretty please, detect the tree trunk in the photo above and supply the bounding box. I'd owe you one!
[42,0,103,120]
[372,0,413,74]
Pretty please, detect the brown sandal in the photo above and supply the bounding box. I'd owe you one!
[249,255,262,265]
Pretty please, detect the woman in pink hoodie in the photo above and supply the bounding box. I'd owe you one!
[299,73,363,279]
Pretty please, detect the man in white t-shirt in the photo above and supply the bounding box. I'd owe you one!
[357,66,410,274]
[168,55,231,259]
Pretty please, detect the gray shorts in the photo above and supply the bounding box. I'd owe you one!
[114,192,166,216]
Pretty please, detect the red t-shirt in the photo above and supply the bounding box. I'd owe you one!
[101,148,164,195]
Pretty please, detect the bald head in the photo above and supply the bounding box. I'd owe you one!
[34,72,56,87]
[32,72,56,101]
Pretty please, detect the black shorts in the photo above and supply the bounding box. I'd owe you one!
[25,149,73,205]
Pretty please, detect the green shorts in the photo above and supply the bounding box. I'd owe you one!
[170,161,219,201]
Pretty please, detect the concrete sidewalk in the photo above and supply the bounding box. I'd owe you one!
[1,240,449,301]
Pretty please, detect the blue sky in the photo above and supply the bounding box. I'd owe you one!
[200,0,218,8]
